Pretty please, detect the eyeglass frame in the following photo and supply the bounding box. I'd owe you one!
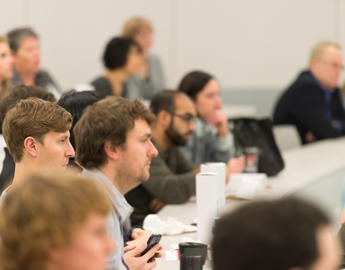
[167,111,197,124]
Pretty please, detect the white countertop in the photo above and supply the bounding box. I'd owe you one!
[154,137,345,269]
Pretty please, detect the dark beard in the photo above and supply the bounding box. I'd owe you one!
[165,120,189,146]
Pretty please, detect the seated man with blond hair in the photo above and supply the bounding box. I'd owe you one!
[273,41,345,143]
[0,169,114,270]
[0,97,74,201]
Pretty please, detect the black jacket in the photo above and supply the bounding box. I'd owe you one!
[273,70,345,143]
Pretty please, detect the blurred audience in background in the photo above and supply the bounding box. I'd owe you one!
[7,27,61,98]
[0,36,13,100]
[122,16,165,100]
[273,41,345,144]
[178,70,244,173]
[91,37,143,98]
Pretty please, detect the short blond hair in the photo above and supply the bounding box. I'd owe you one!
[0,36,8,44]
[309,41,341,64]
[122,16,153,39]
[0,169,111,270]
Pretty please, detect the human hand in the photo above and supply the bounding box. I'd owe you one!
[124,243,162,270]
[225,157,245,184]
[305,131,316,143]
[207,110,228,138]
[128,229,151,245]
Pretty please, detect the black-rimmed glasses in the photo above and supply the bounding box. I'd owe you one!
[169,112,196,124]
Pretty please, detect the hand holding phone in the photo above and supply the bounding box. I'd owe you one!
[140,234,162,262]
[140,234,161,256]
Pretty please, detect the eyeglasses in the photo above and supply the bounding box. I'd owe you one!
[169,112,196,124]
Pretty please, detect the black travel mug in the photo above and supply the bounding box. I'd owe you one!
[179,242,207,270]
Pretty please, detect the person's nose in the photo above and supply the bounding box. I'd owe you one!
[8,55,14,66]
[215,96,223,109]
[34,49,41,61]
[189,120,196,132]
[148,140,158,158]
[66,141,75,158]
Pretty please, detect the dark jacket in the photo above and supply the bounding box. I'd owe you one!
[273,70,345,143]
[91,76,128,98]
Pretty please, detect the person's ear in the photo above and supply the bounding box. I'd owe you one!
[157,110,172,129]
[310,59,320,71]
[23,136,40,158]
[104,141,121,161]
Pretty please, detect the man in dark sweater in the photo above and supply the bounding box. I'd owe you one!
[273,41,345,144]
[125,90,199,225]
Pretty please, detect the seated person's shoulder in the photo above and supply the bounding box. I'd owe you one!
[35,69,55,82]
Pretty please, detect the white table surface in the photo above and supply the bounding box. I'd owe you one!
[155,137,345,269]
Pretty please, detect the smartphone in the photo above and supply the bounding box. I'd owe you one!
[140,234,162,259]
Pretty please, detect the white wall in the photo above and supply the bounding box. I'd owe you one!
[0,0,343,91]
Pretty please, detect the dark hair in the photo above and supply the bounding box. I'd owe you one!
[212,197,330,270]
[7,27,39,53]
[178,70,214,101]
[0,84,56,124]
[74,96,155,169]
[103,37,141,70]
[58,90,103,148]
[150,89,182,116]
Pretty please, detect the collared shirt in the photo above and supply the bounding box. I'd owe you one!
[0,185,9,205]
[82,168,133,270]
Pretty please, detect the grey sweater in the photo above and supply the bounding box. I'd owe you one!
[125,54,165,100]
[180,118,233,166]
